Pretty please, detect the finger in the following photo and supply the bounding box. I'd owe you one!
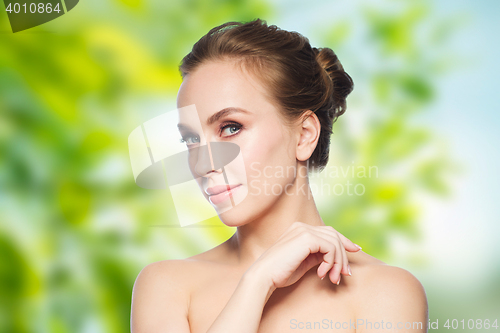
[285,223,360,254]
[288,224,351,282]
[328,243,344,285]
[317,229,350,277]
[288,252,324,283]
[315,240,336,279]
[302,232,339,280]
[319,238,343,283]
[336,231,362,252]
[302,227,345,280]
[340,242,350,276]
[286,230,331,280]
[315,225,359,252]
[298,252,325,278]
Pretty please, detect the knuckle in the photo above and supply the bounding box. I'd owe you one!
[293,224,308,235]
[324,225,335,232]
[300,231,314,241]
[286,222,303,235]
[331,236,341,246]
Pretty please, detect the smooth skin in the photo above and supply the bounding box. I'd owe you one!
[131,60,428,333]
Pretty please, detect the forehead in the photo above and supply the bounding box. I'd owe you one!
[176,60,276,118]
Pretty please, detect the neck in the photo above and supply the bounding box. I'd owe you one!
[228,174,325,267]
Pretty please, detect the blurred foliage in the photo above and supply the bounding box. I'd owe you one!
[311,2,459,261]
[0,0,460,332]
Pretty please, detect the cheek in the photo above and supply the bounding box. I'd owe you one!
[241,123,296,184]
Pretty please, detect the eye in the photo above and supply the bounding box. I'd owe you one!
[220,122,242,137]
[179,134,200,146]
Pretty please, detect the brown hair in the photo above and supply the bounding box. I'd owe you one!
[179,18,353,172]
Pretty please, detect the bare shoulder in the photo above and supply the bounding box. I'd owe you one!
[354,261,427,303]
[132,256,214,300]
[347,251,426,296]
[133,259,193,289]
[131,259,197,333]
[131,239,236,332]
[133,237,233,292]
[347,252,428,332]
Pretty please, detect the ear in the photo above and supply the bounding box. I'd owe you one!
[296,110,320,162]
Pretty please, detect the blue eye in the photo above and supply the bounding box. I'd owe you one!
[180,134,200,146]
[220,122,242,137]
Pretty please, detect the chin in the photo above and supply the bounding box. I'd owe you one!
[218,209,250,227]
[207,184,250,227]
[215,187,278,228]
[218,203,267,228]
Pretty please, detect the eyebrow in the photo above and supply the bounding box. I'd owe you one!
[177,107,251,130]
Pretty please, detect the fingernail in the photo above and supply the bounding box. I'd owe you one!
[355,243,362,250]
[337,276,341,285]
[348,265,352,276]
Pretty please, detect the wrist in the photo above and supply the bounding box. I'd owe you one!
[242,265,276,300]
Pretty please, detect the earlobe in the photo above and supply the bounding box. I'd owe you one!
[296,111,320,162]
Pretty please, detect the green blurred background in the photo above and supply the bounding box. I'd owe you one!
[1,0,499,332]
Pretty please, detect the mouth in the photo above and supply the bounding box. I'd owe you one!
[205,184,242,205]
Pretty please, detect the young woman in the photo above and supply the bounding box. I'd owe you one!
[131,19,428,333]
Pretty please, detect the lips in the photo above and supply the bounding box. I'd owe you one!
[205,184,242,206]
[205,184,241,196]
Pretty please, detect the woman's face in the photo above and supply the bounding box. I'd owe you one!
[176,60,301,227]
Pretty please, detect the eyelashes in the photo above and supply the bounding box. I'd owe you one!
[179,121,243,146]
[219,121,242,137]
[179,134,199,145]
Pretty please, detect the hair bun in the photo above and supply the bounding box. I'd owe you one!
[313,47,354,119]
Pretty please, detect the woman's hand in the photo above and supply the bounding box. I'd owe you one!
[246,221,361,292]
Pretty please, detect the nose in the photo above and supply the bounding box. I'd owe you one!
[193,142,216,177]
